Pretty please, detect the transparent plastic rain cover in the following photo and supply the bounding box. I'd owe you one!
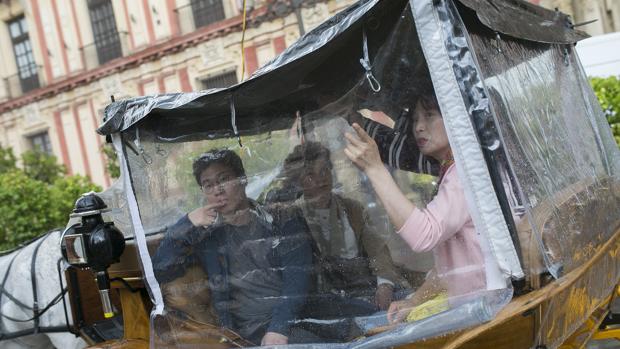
[118,2,511,347]
[464,14,620,280]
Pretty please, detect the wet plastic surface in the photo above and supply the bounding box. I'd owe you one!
[95,0,619,347]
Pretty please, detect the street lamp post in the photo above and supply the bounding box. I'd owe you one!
[291,0,306,36]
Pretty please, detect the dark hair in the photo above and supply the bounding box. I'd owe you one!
[282,142,331,184]
[415,93,440,113]
[192,149,246,186]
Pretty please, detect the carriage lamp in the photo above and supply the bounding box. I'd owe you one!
[61,192,125,319]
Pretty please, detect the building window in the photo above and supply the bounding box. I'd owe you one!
[88,0,122,65]
[28,132,53,155]
[191,0,226,28]
[8,16,39,93]
[200,71,238,90]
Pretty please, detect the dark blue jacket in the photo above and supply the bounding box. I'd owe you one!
[153,205,312,339]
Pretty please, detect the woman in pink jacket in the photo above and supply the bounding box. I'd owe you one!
[344,94,486,324]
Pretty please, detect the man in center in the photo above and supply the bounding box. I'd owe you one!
[281,142,407,315]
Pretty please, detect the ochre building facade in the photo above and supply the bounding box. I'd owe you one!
[0,0,355,187]
[0,0,617,188]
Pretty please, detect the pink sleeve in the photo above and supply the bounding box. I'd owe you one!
[397,166,471,252]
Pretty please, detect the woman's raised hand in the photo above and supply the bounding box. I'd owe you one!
[344,123,383,174]
[345,123,415,230]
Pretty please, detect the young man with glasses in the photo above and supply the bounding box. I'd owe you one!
[153,149,314,346]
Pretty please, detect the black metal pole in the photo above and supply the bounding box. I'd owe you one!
[293,1,305,36]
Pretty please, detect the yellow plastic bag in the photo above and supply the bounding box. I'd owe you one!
[406,292,449,322]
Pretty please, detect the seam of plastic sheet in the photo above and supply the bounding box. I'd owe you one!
[239,290,512,349]
[411,0,524,280]
[113,133,164,315]
[436,0,527,279]
[98,0,381,136]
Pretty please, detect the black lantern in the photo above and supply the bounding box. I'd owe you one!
[61,193,125,318]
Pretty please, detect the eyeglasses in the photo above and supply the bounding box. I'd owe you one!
[200,173,236,194]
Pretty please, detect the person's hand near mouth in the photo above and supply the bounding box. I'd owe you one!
[188,201,226,227]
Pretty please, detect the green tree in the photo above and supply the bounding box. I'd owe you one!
[590,76,620,146]
[102,143,120,178]
[21,149,66,183]
[0,171,56,250]
[0,145,101,251]
[52,175,102,221]
[0,145,17,173]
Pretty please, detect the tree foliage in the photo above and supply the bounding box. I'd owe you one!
[102,143,120,179]
[590,76,620,146]
[0,146,101,251]
[22,149,66,183]
[0,145,17,173]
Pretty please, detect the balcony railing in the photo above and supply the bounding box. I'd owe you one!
[175,2,227,35]
[2,66,45,100]
[79,31,130,71]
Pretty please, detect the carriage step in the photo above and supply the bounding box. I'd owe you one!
[82,315,124,342]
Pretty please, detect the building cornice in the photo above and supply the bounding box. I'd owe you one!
[0,5,273,114]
